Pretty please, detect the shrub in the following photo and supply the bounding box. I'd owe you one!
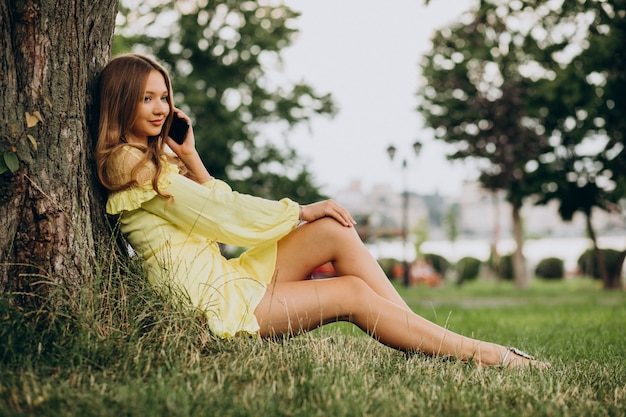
[577,248,624,280]
[423,253,450,277]
[535,257,564,280]
[456,256,481,284]
[497,254,514,281]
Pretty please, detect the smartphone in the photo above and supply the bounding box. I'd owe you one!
[168,113,189,144]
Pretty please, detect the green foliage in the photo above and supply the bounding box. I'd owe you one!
[503,1,626,241]
[417,0,554,208]
[0,110,42,175]
[535,257,565,280]
[417,0,586,286]
[423,253,449,276]
[114,1,335,202]
[577,248,624,280]
[455,256,481,284]
[0,152,18,174]
[417,0,626,286]
[528,1,626,225]
[497,254,514,281]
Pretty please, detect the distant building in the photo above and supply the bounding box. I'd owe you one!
[331,180,429,241]
[330,178,625,242]
[327,179,625,269]
[457,180,624,239]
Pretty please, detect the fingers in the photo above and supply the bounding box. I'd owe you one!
[303,200,356,227]
[328,200,356,227]
[166,110,195,154]
[173,108,190,121]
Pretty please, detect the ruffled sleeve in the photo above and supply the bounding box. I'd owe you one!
[106,147,179,214]
[140,172,300,248]
[106,147,300,247]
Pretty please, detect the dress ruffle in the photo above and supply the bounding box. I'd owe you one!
[106,157,179,214]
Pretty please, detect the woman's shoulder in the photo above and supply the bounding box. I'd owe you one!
[110,144,146,165]
[107,145,154,187]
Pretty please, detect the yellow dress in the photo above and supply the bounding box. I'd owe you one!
[105,146,300,338]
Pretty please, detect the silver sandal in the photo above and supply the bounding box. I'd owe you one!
[501,346,535,366]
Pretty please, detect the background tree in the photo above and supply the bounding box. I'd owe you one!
[114,0,336,202]
[419,0,625,289]
[528,0,626,289]
[0,1,119,300]
[417,0,561,288]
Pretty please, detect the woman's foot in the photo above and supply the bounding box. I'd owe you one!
[499,346,551,370]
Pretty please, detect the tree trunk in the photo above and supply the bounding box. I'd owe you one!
[610,251,625,290]
[584,212,609,287]
[0,0,119,303]
[584,212,625,290]
[489,191,501,281]
[511,202,528,288]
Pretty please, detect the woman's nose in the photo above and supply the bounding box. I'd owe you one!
[155,100,168,114]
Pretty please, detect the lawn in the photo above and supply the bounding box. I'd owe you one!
[1,277,624,417]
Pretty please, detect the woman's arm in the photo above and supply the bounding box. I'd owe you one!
[141,174,300,247]
[162,110,356,229]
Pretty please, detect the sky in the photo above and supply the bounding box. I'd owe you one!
[271,0,477,197]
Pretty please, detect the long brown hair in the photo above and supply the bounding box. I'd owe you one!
[95,53,181,196]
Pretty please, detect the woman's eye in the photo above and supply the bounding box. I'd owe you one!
[161,96,168,102]
[143,96,151,102]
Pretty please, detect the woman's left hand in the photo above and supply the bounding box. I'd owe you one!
[301,200,357,227]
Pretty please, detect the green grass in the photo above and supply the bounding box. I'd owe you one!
[1,272,624,417]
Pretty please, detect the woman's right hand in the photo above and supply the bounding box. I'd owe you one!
[165,110,213,184]
[165,110,197,158]
[301,200,356,227]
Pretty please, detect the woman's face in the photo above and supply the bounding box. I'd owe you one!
[128,70,170,143]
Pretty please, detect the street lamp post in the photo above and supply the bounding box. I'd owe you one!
[386,141,422,287]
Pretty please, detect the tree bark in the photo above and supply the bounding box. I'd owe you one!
[511,202,528,288]
[0,0,119,303]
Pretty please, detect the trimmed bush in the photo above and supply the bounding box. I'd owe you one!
[498,254,514,281]
[423,253,450,277]
[535,257,564,280]
[456,256,481,284]
[577,248,623,280]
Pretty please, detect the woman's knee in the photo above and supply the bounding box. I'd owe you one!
[310,217,361,244]
[336,275,377,305]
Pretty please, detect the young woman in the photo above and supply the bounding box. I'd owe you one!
[96,53,549,369]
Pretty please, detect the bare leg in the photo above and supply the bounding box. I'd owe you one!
[254,276,544,367]
[257,218,549,368]
[273,218,411,311]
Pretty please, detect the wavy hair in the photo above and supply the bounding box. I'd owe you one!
[95,53,183,196]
